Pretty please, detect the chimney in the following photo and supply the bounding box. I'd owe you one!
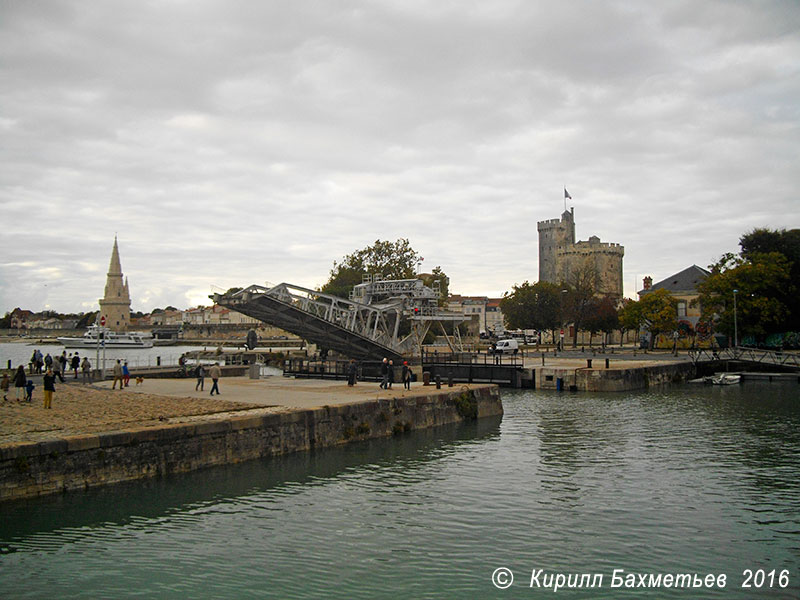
[643,276,652,290]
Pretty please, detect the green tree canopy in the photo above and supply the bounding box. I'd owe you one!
[500,281,561,334]
[619,288,678,349]
[695,251,790,340]
[320,239,447,300]
[739,228,800,330]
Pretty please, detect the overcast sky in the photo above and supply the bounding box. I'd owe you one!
[2,0,798,314]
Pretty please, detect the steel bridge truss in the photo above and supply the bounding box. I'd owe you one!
[212,280,467,361]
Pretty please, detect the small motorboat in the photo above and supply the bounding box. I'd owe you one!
[709,373,741,385]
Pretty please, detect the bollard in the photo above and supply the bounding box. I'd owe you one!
[605,358,610,369]
[423,371,431,386]
[587,359,592,368]
[435,375,441,389]
[447,372,454,387]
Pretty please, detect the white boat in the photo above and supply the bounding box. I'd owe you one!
[709,373,741,385]
[58,326,154,349]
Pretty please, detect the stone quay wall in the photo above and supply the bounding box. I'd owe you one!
[0,386,502,503]
[536,361,695,392]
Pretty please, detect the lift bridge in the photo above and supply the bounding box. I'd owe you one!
[211,276,468,361]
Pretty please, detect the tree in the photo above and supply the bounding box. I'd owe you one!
[500,281,561,340]
[740,228,800,330]
[583,296,619,346]
[420,266,450,306]
[619,289,678,349]
[562,260,600,347]
[695,252,790,342]
[321,239,447,299]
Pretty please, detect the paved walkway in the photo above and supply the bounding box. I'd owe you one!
[93,375,472,409]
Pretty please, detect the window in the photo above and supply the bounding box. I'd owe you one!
[677,301,687,317]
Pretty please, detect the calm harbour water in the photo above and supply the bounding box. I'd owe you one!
[1,383,798,598]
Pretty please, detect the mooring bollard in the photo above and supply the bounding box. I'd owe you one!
[423,371,431,386]
[435,375,441,389]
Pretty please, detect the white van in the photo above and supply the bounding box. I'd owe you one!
[493,339,519,355]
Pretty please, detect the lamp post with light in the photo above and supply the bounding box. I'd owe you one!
[732,289,739,352]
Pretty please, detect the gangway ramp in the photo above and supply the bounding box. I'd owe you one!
[212,280,467,361]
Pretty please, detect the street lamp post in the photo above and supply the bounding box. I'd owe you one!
[732,289,739,351]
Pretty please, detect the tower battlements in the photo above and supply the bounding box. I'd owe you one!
[538,208,624,297]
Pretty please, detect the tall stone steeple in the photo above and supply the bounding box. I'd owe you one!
[98,237,131,332]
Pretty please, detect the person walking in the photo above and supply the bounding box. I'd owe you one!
[59,351,67,375]
[209,362,221,396]
[53,356,65,382]
[379,358,389,389]
[25,379,35,402]
[43,368,56,409]
[81,357,92,383]
[71,353,80,379]
[13,365,26,401]
[112,359,124,390]
[402,361,411,391]
[195,364,205,391]
[44,353,53,371]
[1,373,9,401]
[387,359,395,389]
[122,361,130,387]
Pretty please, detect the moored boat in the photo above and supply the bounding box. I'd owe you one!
[57,325,154,348]
[709,373,741,385]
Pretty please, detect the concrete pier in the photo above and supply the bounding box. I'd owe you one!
[0,376,502,502]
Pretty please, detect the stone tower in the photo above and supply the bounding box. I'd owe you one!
[537,207,575,283]
[98,237,131,332]
[537,208,624,297]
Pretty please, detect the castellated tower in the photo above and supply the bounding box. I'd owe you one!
[537,208,575,283]
[98,237,131,332]
[537,208,624,297]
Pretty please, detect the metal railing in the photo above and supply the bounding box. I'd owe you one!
[690,347,800,369]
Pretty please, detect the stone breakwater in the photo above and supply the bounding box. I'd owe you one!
[0,385,502,502]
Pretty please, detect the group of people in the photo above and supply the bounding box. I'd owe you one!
[29,349,90,381]
[379,358,412,391]
[2,365,57,408]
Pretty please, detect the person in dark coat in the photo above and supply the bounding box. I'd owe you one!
[13,365,26,401]
[347,359,357,386]
[195,364,205,391]
[402,361,411,391]
[71,353,81,379]
[43,368,56,409]
[387,359,395,389]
